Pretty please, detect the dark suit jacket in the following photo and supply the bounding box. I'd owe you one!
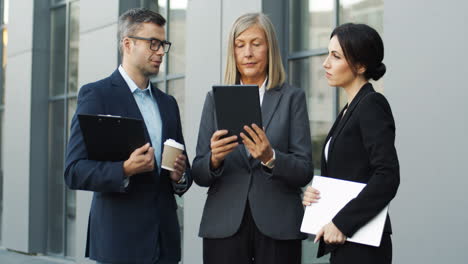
[192,82,314,240]
[64,69,192,263]
[318,83,400,257]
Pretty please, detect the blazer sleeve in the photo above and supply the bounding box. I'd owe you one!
[170,96,193,196]
[332,93,400,237]
[268,88,314,187]
[64,84,128,193]
[191,92,225,187]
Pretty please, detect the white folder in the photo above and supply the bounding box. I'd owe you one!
[300,176,388,247]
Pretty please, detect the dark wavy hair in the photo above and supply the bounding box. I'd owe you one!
[331,23,386,81]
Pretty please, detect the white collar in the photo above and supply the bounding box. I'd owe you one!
[118,65,151,93]
[240,76,268,92]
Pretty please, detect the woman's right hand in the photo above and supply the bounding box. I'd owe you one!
[210,130,239,169]
[302,186,321,206]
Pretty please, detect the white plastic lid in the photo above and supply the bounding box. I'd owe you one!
[163,139,185,150]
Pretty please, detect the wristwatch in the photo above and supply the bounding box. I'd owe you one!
[261,149,276,169]
[177,172,186,184]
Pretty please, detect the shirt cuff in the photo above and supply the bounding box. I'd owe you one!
[123,177,130,188]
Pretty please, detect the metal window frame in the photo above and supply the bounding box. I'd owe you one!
[0,0,5,246]
[47,0,79,259]
[285,0,341,117]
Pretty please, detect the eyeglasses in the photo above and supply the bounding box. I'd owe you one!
[127,36,172,53]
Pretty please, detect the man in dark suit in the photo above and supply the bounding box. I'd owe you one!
[64,8,191,264]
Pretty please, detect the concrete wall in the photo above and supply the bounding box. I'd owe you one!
[2,0,34,253]
[384,0,468,263]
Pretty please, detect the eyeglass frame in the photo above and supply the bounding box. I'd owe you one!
[127,36,172,53]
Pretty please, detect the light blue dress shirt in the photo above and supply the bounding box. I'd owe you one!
[118,65,162,171]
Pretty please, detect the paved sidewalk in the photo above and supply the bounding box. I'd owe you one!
[0,248,76,264]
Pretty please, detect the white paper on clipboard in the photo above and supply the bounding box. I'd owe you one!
[300,176,388,247]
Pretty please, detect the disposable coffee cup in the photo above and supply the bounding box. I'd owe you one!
[161,139,185,171]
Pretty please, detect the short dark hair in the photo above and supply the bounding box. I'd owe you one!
[331,23,386,81]
[118,8,166,55]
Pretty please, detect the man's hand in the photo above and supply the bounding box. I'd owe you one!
[314,222,346,245]
[123,143,155,177]
[170,154,187,182]
[210,130,239,169]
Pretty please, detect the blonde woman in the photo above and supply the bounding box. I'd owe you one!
[192,13,313,264]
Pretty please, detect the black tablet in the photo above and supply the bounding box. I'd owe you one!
[78,114,146,161]
[212,85,263,144]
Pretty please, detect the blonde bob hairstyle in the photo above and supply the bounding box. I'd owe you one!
[224,13,286,90]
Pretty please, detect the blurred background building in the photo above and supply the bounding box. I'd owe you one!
[0,0,467,263]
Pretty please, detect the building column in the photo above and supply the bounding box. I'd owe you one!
[2,0,49,254]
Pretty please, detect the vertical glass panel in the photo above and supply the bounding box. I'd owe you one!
[339,0,385,108]
[339,0,384,34]
[68,1,79,94]
[48,100,65,255]
[0,27,5,105]
[0,111,3,243]
[289,0,334,52]
[65,188,76,257]
[158,0,167,18]
[289,55,335,175]
[67,98,77,135]
[168,0,186,74]
[153,80,166,92]
[167,78,185,131]
[50,6,67,96]
[167,78,184,256]
[52,0,66,5]
[143,0,160,12]
[66,98,77,257]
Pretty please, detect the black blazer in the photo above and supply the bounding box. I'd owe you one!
[318,83,399,256]
[64,70,192,263]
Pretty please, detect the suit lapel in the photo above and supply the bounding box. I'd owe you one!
[321,106,347,174]
[261,84,283,130]
[327,83,375,160]
[110,70,151,142]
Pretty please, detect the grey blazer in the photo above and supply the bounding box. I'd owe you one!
[192,82,313,240]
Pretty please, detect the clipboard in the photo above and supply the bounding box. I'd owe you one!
[78,114,147,161]
[212,85,262,144]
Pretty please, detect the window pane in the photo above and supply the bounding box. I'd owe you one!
[0,27,5,105]
[167,78,185,131]
[289,0,334,52]
[48,100,65,255]
[168,0,186,74]
[0,111,3,243]
[50,6,66,97]
[338,0,385,109]
[158,0,167,18]
[52,0,66,5]
[339,0,384,34]
[68,1,79,94]
[142,0,160,12]
[290,56,333,264]
[167,78,185,255]
[65,188,76,257]
[289,55,335,175]
[66,98,77,257]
